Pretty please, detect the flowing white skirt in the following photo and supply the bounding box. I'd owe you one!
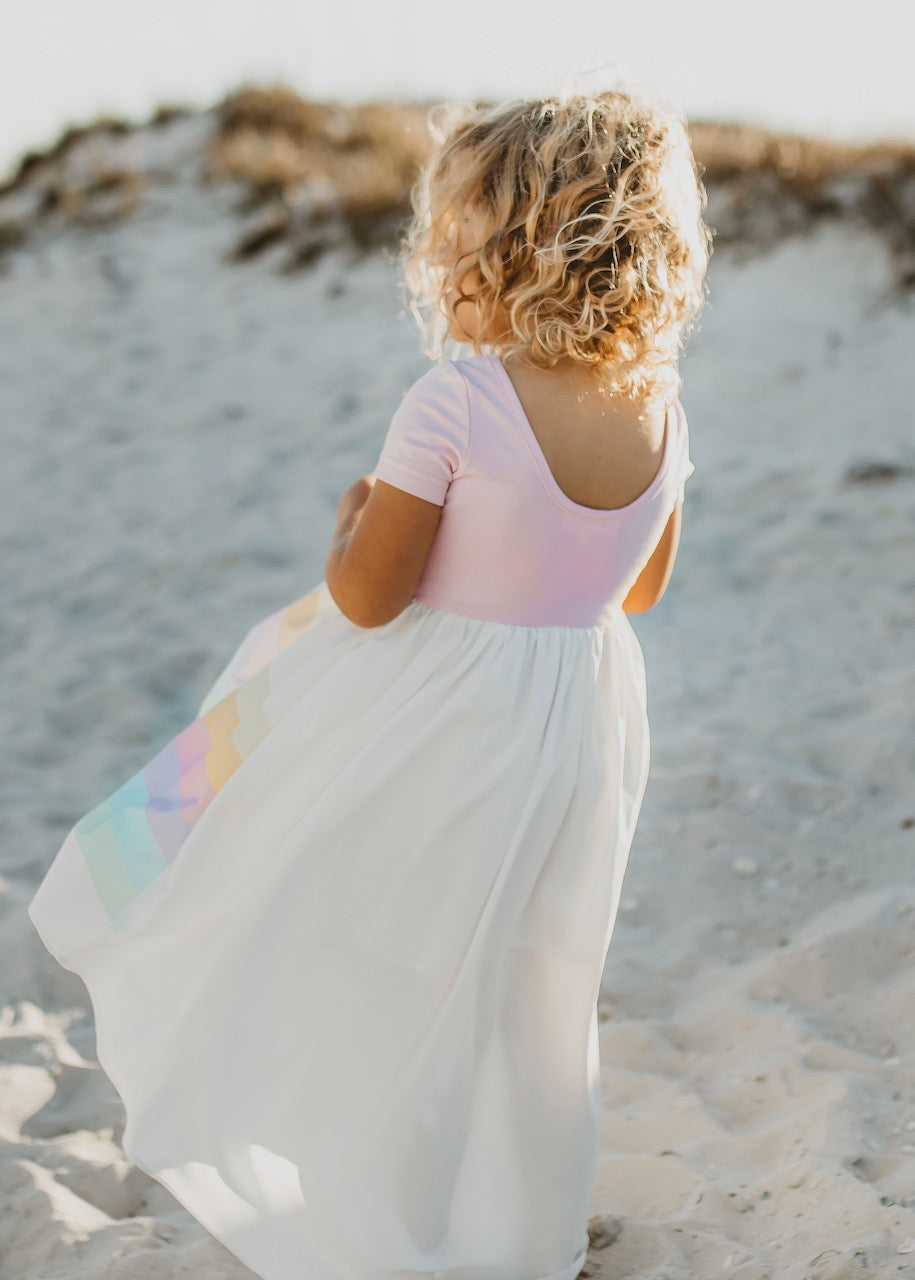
[28,582,651,1280]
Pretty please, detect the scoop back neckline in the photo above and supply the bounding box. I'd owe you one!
[483,352,674,519]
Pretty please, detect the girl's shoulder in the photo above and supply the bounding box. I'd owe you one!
[400,353,498,413]
[409,352,493,381]
[449,351,498,375]
[435,351,502,396]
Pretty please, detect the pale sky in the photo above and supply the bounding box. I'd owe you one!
[2,0,912,183]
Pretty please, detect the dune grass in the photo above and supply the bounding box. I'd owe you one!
[1,83,912,287]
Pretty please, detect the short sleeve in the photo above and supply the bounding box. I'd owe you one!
[373,360,470,505]
[675,401,695,503]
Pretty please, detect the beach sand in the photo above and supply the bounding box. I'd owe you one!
[1,112,914,1279]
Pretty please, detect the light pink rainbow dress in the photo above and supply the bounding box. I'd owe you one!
[28,353,695,1280]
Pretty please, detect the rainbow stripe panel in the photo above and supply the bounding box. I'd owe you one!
[75,664,274,923]
[74,582,334,925]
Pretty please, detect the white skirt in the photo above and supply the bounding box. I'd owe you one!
[28,582,651,1280]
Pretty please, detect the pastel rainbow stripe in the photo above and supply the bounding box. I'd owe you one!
[74,582,335,925]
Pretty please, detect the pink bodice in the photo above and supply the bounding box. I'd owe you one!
[372,353,695,627]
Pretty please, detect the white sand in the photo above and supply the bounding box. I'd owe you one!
[1,114,914,1280]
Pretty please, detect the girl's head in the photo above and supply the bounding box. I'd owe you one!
[400,89,712,406]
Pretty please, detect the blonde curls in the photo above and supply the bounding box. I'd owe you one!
[399,90,713,408]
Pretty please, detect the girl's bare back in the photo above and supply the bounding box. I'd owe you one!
[500,354,668,513]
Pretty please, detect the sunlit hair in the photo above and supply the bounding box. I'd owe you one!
[399,89,713,407]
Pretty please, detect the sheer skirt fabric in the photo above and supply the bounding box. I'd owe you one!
[28,583,651,1280]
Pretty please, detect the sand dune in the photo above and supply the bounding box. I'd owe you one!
[1,106,913,1280]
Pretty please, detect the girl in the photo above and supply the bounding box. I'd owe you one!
[29,88,711,1280]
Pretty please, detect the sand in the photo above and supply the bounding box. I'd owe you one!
[1,113,914,1280]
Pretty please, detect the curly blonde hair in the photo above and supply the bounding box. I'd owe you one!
[399,89,713,407]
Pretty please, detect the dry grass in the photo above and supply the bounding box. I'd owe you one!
[690,120,908,183]
[1,84,913,289]
[0,220,26,253]
[1,102,194,198]
[39,168,146,224]
[207,88,915,287]
[206,84,431,251]
[0,104,178,255]
[690,120,915,275]
[2,114,134,194]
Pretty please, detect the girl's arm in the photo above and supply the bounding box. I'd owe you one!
[325,476,444,628]
[622,503,684,614]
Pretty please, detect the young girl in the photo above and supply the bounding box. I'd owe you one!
[29,88,710,1280]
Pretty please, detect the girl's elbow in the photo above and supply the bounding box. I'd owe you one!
[351,600,408,628]
[325,572,409,629]
[622,558,678,613]
[623,581,666,614]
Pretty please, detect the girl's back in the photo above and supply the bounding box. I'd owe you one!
[500,353,669,510]
[374,351,694,626]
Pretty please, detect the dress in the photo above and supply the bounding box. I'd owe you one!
[28,353,695,1280]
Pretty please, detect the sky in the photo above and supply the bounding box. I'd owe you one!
[1,0,913,183]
